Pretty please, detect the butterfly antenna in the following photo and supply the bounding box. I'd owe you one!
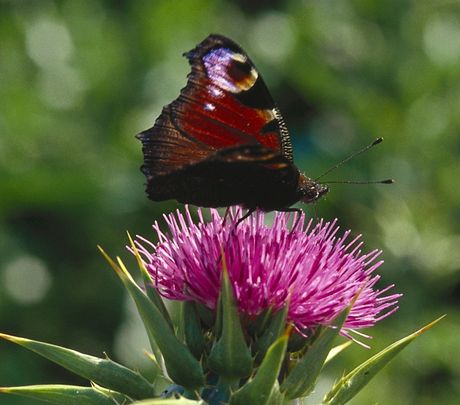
[325,179,395,185]
[315,137,384,182]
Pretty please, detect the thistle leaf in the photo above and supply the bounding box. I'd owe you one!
[128,232,173,331]
[207,256,253,380]
[128,233,173,365]
[183,301,207,359]
[254,305,288,361]
[131,398,205,404]
[98,247,205,391]
[0,384,128,405]
[0,333,154,399]
[247,307,273,337]
[229,330,289,405]
[195,303,215,328]
[281,305,349,399]
[325,341,353,364]
[323,316,445,405]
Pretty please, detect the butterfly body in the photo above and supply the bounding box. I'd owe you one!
[138,34,328,211]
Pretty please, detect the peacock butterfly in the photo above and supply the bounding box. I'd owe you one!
[137,34,328,216]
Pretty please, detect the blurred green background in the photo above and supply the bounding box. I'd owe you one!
[1,1,459,404]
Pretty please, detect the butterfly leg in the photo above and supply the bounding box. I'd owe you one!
[221,206,231,226]
[278,207,303,230]
[236,208,256,226]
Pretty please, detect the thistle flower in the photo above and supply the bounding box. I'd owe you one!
[1,206,441,405]
[135,206,400,342]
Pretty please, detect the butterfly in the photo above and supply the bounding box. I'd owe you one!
[137,34,329,218]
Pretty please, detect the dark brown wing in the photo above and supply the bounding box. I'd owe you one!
[147,145,300,210]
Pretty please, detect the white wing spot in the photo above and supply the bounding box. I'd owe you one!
[210,87,223,97]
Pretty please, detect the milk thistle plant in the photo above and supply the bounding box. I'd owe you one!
[0,207,441,405]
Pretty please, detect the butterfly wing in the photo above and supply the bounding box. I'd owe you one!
[138,34,297,208]
[148,145,300,209]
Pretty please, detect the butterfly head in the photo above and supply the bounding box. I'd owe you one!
[298,174,329,204]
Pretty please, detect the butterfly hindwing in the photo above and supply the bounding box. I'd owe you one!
[148,145,299,209]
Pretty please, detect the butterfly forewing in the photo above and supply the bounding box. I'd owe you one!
[172,35,291,156]
[138,106,212,178]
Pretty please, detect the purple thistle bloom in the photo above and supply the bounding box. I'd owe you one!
[135,206,400,342]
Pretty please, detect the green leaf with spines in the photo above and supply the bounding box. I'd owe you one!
[124,234,169,367]
[131,398,205,404]
[266,381,284,405]
[0,332,154,399]
[325,341,353,364]
[129,232,174,337]
[281,305,350,399]
[0,384,128,405]
[323,316,445,405]
[229,330,289,405]
[99,246,205,391]
[213,284,223,339]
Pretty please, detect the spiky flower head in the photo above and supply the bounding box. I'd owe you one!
[135,207,400,341]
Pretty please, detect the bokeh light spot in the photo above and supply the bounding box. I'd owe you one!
[25,17,74,69]
[251,11,296,63]
[405,96,448,140]
[378,201,421,259]
[2,255,52,304]
[424,14,460,67]
[37,65,86,110]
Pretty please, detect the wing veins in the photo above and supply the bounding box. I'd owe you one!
[172,105,260,146]
[165,105,214,150]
